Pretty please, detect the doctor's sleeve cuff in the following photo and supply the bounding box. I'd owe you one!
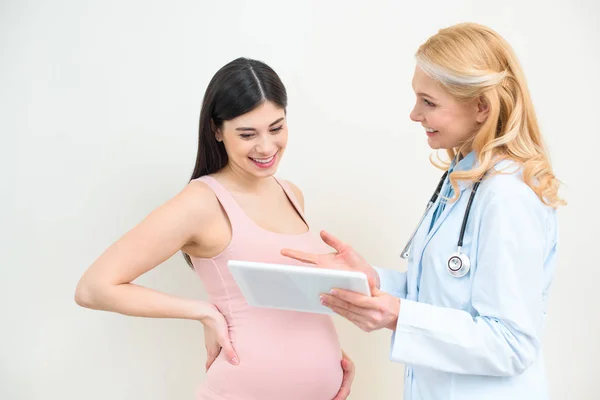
[389,299,472,367]
[388,299,539,376]
[373,266,407,299]
[389,299,435,364]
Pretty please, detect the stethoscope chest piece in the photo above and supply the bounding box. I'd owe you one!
[447,251,471,278]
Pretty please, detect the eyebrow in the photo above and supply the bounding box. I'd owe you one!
[235,117,285,131]
[416,92,438,101]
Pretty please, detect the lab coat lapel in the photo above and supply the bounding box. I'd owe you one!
[420,186,466,256]
[405,204,436,300]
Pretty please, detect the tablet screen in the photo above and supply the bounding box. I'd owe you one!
[227,260,371,315]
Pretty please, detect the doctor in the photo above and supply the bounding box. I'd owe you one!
[282,23,563,399]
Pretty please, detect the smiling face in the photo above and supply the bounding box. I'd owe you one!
[409,66,486,153]
[216,101,288,178]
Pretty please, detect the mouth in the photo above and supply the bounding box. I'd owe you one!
[249,152,278,169]
[425,127,439,137]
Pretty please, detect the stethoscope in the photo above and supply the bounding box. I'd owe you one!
[400,170,483,278]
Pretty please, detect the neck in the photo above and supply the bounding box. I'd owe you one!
[218,163,273,193]
[460,144,473,158]
[456,143,473,158]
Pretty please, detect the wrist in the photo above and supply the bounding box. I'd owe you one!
[195,301,219,323]
[386,298,401,331]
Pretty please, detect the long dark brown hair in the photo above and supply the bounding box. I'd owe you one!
[183,57,288,268]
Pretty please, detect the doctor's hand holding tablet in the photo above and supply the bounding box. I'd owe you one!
[227,230,400,332]
[283,230,402,332]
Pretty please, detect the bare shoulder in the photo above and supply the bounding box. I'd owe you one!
[146,179,221,235]
[283,180,305,211]
[176,179,221,222]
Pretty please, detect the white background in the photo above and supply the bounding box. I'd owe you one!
[1,0,599,399]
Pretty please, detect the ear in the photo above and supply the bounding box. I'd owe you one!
[211,119,223,142]
[475,95,490,124]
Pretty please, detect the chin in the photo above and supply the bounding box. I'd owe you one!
[253,168,278,178]
[427,138,442,150]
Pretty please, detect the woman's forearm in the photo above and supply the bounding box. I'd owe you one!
[75,282,216,321]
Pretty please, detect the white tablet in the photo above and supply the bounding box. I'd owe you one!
[227,260,371,315]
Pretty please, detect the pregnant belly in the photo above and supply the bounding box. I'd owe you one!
[200,310,343,400]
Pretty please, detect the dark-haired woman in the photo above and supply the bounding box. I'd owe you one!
[74,58,354,400]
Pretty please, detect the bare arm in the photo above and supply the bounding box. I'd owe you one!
[74,182,218,322]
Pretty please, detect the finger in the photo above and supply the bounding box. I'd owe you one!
[320,294,362,314]
[328,304,369,329]
[332,384,349,400]
[343,357,355,382]
[280,248,318,264]
[222,343,239,365]
[322,294,366,315]
[367,276,380,296]
[332,358,353,400]
[204,341,221,371]
[332,375,349,400]
[328,289,375,309]
[218,334,239,365]
[320,230,349,253]
[205,351,218,372]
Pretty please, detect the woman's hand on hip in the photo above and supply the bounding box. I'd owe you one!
[281,230,380,288]
[201,304,239,371]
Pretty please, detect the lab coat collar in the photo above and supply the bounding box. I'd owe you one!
[449,151,478,191]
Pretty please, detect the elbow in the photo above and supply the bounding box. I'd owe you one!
[74,280,92,308]
[74,279,102,309]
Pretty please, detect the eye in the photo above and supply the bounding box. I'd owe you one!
[239,133,255,139]
[423,99,436,107]
[270,126,283,133]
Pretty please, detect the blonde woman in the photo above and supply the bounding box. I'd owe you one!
[283,23,564,399]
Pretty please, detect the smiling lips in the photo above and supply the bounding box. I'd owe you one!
[425,127,439,137]
[249,153,277,168]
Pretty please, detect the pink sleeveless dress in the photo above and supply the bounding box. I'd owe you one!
[191,175,343,400]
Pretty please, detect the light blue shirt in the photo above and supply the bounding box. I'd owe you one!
[375,151,558,400]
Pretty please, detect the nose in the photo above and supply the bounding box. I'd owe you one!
[410,103,422,122]
[255,134,276,155]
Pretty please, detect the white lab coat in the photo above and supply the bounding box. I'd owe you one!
[375,151,558,399]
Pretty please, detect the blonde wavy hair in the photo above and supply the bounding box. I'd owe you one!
[417,23,565,208]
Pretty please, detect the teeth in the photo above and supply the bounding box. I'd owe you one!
[251,155,274,164]
[426,128,437,133]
